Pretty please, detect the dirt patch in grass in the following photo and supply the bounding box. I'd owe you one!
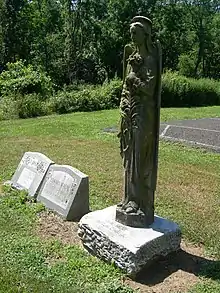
[36,211,216,293]
[124,242,215,293]
[36,211,80,246]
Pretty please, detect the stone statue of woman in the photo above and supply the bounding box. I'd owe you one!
[116,16,162,228]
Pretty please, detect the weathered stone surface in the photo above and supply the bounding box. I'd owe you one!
[116,16,162,227]
[6,152,53,197]
[37,164,89,221]
[78,206,181,275]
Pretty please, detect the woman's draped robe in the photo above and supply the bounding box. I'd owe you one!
[118,46,161,222]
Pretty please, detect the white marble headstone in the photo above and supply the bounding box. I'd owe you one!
[37,164,89,220]
[8,152,54,197]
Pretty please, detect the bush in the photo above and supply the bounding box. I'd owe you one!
[177,53,197,77]
[0,60,53,99]
[17,94,52,118]
[0,93,51,120]
[52,73,220,114]
[0,78,122,120]
[162,71,220,107]
[1,72,220,121]
[50,78,122,114]
[0,96,18,120]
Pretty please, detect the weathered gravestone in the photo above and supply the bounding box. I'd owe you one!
[78,16,181,276]
[6,152,53,197]
[37,164,89,220]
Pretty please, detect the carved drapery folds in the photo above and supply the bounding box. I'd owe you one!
[116,16,162,228]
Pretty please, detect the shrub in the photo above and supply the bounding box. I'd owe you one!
[0,93,51,120]
[17,94,52,118]
[177,53,197,77]
[162,71,220,107]
[1,72,220,121]
[0,96,18,120]
[0,60,53,99]
[52,73,220,115]
[50,78,122,114]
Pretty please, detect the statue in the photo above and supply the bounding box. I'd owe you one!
[116,16,162,228]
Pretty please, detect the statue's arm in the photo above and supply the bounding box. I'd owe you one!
[139,44,161,96]
[155,40,162,108]
[123,44,133,83]
[138,59,157,96]
[144,41,162,103]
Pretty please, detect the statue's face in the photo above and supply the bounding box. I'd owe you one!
[130,23,145,46]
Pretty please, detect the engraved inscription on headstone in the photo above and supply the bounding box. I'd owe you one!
[37,165,89,220]
[9,152,54,197]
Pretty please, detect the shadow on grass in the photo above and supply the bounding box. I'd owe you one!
[135,249,220,285]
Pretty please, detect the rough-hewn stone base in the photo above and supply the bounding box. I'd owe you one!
[78,206,181,275]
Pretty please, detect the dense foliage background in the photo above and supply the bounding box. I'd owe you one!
[0,0,220,85]
[0,0,220,119]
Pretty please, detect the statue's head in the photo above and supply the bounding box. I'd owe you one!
[130,16,152,48]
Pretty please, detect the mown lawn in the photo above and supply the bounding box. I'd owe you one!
[0,106,220,293]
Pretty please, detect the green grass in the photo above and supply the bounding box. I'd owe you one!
[0,106,220,292]
[0,188,134,293]
[0,106,219,141]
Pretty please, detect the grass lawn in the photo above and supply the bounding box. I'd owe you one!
[0,106,220,293]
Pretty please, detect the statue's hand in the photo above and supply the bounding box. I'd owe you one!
[126,72,140,87]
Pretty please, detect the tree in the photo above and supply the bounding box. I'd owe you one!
[0,0,6,68]
[0,0,219,84]
[4,0,28,63]
[185,0,219,77]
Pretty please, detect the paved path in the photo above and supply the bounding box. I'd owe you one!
[160,118,220,153]
[104,118,220,153]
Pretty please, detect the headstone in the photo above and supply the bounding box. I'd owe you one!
[78,15,181,275]
[37,164,89,221]
[6,152,53,197]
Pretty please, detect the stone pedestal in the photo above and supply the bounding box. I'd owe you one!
[78,206,181,275]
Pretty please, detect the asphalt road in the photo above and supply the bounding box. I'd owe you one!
[103,118,220,153]
[160,118,220,153]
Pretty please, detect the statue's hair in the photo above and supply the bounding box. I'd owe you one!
[131,16,152,35]
[130,16,153,53]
